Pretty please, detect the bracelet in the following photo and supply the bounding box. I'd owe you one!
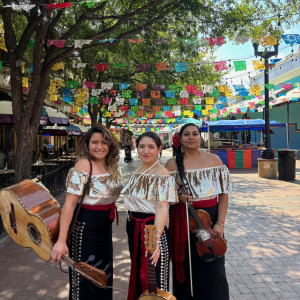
[216,222,225,227]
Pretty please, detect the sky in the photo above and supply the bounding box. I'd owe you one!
[213,23,300,86]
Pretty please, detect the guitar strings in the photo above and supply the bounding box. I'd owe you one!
[7,224,53,253]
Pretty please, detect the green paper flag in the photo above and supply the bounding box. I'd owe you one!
[0,61,2,71]
[180,38,200,47]
[112,63,128,69]
[169,85,181,93]
[67,81,79,89]
[212,109,218,114]
[79,1,96,8]
[233,61,246,71]
[259,101,265,105]
[195,105,202,110]
[26,39,35,49]
[265,84,275,90]
[89,97,98,104]
[211,89,219,97]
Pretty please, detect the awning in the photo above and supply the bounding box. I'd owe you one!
[44,106,70,125]
[200,119,286,132]
[75,124,90,133]
[43,124,83,136]
[0,101,48,125]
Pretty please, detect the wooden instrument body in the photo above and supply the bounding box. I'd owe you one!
[189,208,227,259]
[138,288,176,299]
[0,179,61,261]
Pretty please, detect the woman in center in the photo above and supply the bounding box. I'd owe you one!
[122,132,177,300]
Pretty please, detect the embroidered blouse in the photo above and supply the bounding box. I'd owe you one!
[170,165,232,201]
[66,168,123,205]
[122,173,178,214]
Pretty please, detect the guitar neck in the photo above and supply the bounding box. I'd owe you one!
[147,253,157,294]
[188,205,205,231]
[61,254,76,269]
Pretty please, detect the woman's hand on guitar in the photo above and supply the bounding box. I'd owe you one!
[150,246,160,267]
[51,240,69,264]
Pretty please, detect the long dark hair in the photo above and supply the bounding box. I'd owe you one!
[175,123,201,182]
[77,125,121,179]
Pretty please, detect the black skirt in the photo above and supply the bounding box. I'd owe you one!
[69,208,113,300]
[172,205,229,300]
[126,211,170,299]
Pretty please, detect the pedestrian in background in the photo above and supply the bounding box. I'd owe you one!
[51,125,123,300]
[165,123,232,300]
[122,132,177,300]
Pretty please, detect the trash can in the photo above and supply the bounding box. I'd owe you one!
[278,150,297,181]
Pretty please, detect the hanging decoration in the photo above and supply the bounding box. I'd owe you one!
[252,60,265,70]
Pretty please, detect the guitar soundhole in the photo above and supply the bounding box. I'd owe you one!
[27,223,41,245]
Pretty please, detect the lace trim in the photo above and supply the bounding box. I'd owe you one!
[170,165,232,198]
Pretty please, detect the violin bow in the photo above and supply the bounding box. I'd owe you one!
[182,177,194,297]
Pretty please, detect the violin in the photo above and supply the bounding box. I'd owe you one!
[138,225,176,300]
[179,179,227,262]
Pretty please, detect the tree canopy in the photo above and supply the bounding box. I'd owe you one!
[0,0,298,180]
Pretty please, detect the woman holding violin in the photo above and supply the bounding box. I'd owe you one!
[165,123,232,300]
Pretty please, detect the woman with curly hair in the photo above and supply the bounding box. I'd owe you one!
[52,125,122,300]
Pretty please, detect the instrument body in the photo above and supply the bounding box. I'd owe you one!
[188,205,227,261]
[139,225,176,300]
[0,179,107,288]
[177,179,227,262]
[138,289,175,299]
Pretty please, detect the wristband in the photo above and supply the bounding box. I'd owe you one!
[216,222,225,227]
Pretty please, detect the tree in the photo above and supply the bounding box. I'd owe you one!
[0,0,296,180]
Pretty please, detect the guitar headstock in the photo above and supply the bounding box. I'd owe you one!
[74,262,107,288]
[144,225,157,255]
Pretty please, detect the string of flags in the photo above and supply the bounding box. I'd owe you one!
[45,78,299,120]
[1,34,300,56]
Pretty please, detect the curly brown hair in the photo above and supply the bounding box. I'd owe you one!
[77,125,121,179]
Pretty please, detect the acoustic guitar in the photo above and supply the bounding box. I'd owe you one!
[138,225,176,300]
[0,179,107,288]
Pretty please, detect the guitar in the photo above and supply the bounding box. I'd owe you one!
[0,179,107,288]
[179,179,227,262]
[138,225,176,300]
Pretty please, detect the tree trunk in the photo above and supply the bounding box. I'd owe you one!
[14,124,37,181]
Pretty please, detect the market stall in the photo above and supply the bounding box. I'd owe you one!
[200,119,286,169]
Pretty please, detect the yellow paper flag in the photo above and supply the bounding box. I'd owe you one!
[252,60,265,70]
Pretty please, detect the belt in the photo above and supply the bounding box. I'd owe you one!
[81,203,119,225]
[191,197,218,208]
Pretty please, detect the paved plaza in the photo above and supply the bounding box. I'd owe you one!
[0,149,299,300]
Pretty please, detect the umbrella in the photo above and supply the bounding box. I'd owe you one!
[44,106,70,125]
[174,118,202,125]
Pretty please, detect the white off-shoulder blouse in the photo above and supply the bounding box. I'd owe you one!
[121,173,178,214]
[170,165,232,201]
[66,168,123,205]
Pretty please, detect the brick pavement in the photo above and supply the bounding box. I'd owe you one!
[0,149,299,299]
